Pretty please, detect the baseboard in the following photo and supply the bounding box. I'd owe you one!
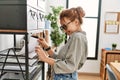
[78,72,100,76]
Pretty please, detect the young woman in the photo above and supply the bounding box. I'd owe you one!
[35,6,88,80]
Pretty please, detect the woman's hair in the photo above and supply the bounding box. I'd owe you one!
[60,6,85,24]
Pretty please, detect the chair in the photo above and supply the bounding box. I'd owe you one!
[106,64,117,80]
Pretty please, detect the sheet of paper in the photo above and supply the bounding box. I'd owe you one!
[106,24,118,33]
[0,65,37,73]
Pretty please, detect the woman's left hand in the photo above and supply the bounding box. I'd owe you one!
[35,46,48,61]
[38,38,49,49]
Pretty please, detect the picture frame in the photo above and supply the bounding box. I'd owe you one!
[104,12,120,34]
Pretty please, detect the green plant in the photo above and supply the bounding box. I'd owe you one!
[45,6,66,47]
[112,43,117,47]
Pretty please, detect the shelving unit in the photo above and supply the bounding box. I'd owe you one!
[0,30,44,80]
[0,0,46,80]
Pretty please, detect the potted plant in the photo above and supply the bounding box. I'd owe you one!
[112,43,117,50]
[45,6,66,50]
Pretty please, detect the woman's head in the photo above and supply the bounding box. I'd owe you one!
[59,6,85,35]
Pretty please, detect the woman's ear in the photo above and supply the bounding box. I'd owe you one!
[74,19,79,25]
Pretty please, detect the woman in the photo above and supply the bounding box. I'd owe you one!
[35,6,88,80]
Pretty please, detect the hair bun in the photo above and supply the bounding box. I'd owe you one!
[76,6,85,17]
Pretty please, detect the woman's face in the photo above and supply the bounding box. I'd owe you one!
[60,17,80,35]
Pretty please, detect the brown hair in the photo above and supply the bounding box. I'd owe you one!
[60,6,85,24]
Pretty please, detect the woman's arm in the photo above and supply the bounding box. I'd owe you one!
[45,47,55,57]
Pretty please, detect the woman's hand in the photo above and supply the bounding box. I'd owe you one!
[35,46,55,65]
[38,38,49,49]
[35,46,48,61]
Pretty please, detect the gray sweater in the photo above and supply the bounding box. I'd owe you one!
[53,31,88,74]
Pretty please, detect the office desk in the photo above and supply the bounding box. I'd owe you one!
[110,62,120,80]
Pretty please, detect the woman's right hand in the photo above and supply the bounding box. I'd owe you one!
[38,38,49,49]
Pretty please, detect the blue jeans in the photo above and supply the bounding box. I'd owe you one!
[54,71,78,80]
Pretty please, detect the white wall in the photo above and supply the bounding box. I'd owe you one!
[46,0,120,74]
[99,0,120,50]
[0,35,14,51]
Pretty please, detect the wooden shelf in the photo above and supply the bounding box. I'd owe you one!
[0,30,27,33]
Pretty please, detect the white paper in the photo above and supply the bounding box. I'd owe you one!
[106,24,118,33]
[0,65,37,73]
[28,51,37,59]
[4,58,37,66]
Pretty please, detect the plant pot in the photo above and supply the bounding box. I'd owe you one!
[112,47,116,50]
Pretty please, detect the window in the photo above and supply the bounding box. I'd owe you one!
[67,0,101,59]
